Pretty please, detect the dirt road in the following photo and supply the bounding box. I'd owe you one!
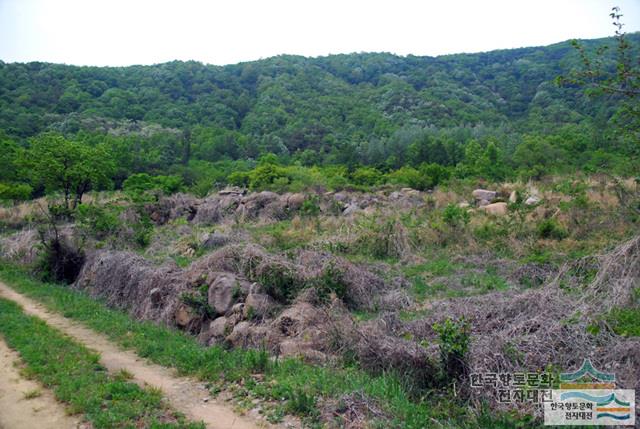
[0,337,84,429]
[0,282,267,429]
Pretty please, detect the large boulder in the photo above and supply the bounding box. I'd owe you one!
[481,202,508,216]
[207,272,247,316]
[472,189,497,203]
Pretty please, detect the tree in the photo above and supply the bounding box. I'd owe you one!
[19,134,115,211]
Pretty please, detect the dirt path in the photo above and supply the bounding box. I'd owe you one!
[0,337,84,429]
[0,282,269,429]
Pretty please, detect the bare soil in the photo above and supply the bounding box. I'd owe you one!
[0,281,274,429]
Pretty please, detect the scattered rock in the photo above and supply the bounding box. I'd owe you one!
[286,193,306,210]
[478,199,490,207]
[244,293,278,319]
[230,303,245,314]
[472,189,497,202]
[525,196,541,206]
[481,202,508,216]
[342,203,360,216]
[200,232,229,249]
[218,186,245,196]
[175,304,197,327]
[509,190,518,203]
[458,202,470,209]
[209,316,228,338]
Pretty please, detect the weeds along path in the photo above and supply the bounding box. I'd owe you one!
[0,282,262,429]
[0,338,84,429]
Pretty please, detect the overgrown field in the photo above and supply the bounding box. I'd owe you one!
[1,173,639,427]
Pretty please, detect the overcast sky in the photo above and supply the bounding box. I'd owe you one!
[1,0,639,66]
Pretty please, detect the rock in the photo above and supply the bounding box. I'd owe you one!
[458,202,470,209]
[342,203,360,216]
[200,232,229,249]
[244,293,277,319]
[333,193,348,202]
[286,193,306,210]
[208,273,241,316]
[481,202,508,216]
[175,304,197,327]
[472,189,497,202]
[478,199,490,207]
[209,316,229,338]
[509,190,518,204]
[389,191,401,200]
[219,186,245,196]
[230,303,245,314]
[279,340,327,364]
[525,196,541,206]
[225,322,270,349]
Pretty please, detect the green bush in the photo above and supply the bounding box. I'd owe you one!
[123,173,183,197]
[300,195,321,217]
[442,204,470,228]
[351,167,383,187]
[432,318,471,382]
[75,204,121,239]
[537,219,568,240]
[0,182,32,202]
[312,262,348,303]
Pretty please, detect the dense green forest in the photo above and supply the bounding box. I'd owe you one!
[0,34,638,201]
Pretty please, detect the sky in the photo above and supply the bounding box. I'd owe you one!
[1,0,639,67]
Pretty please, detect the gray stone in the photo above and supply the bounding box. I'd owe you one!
[481,202,508,216]
[244,293,277,319]
[472,189,497,202]
[342,203,360,216]
[200,232,230,249]
[207,272,239,316]
[525,196,541,206]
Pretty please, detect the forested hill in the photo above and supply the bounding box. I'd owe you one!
[0,34,638,198]
[2,36,636,140]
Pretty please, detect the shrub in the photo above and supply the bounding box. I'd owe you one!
[123,173,183,197]
[419,163,451,188]
[75,204,121,239]
[432,318,471,382]
[351,167,383,187]
[254,264,301,303]
[537,219,568,240]
[181,284,215,319]
[442,204,470,228]
[312,262,348,303]
[0,182,32,202]
[300,195,321,217]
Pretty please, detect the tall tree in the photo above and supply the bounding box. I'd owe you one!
[19,134,115,211]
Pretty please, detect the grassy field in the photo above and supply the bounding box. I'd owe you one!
[0,262,540,428]
[0,296,204,429]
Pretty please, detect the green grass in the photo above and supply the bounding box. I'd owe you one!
[605,307,640,337]
[0,297,203,429]
[0,263,540,428]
